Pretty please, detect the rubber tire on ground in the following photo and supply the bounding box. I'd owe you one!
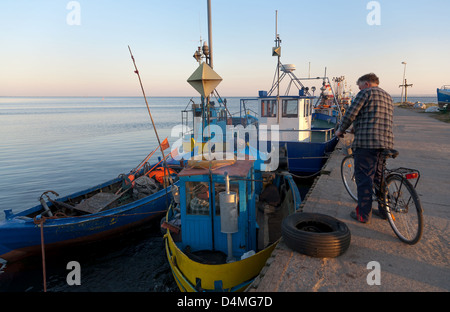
[281,212,351,258]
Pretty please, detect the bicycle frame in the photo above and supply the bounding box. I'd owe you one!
[376,157,421,214]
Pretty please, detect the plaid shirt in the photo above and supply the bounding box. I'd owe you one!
[339,87,394,149]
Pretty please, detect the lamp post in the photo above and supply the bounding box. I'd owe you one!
[400,62,407,103]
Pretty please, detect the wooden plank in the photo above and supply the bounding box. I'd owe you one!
[73,192,119,214]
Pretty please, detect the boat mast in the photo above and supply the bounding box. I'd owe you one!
[274,10,281,124]
[206,0,215,251]
[207,0,213,69]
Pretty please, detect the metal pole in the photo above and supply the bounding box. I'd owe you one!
[207,0,213,68]
[206,0,215,250]
[405,79,408,102]
[401,62,407,102]
[275,10,280,124]
[128,46,171,188]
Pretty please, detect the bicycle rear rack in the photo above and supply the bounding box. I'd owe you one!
[386,167,421,188]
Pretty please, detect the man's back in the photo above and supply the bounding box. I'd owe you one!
[340,86,394,150]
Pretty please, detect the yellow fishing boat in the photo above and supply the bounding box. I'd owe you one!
[162,160,301,292]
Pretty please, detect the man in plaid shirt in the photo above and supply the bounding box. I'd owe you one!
[336,73,394,223]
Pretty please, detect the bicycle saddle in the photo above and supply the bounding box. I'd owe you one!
[382,149,399,159]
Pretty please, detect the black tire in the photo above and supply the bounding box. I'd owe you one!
[281,212,351,258]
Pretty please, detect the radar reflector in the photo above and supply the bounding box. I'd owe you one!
[187,62,222,98]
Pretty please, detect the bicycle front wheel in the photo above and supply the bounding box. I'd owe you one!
[341,155,358,202]
[384,174,423,245]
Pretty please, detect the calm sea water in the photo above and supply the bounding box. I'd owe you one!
[0,96,203,292]
[0,95,436,292]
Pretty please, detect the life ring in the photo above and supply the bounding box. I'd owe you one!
[281,212,351,258]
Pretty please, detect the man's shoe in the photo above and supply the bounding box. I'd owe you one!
[350,210,369,223]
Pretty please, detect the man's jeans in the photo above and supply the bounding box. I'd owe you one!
[353,148,384,221]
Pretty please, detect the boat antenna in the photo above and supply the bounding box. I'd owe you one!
[128,45,172,188]
[273,10,281,123]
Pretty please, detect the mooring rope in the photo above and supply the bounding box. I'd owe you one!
[33,216,47,292]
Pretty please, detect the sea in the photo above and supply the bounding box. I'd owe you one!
[0,95,437,292]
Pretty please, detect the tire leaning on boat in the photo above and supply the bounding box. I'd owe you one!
[281,212,351,258]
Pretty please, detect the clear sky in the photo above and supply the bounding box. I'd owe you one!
[1,0,449,97]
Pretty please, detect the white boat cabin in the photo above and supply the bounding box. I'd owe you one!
[258,92,313,142]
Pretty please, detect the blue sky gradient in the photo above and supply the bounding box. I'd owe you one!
[1,0,449,96]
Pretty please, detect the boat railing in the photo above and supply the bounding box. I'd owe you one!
[278,128,335,143]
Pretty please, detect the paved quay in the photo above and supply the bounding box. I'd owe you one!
[249,107,450,292]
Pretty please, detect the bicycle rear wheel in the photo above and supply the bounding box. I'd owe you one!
[384,174,423,245]
[341,155,358,202]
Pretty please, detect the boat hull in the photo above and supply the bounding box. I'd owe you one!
[0,178,175,262]
[437,88,450,107]
[281,112,338,175]
[283,136,338,174]
[164,230,277,292]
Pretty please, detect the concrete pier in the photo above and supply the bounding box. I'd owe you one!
[249,107,450,292]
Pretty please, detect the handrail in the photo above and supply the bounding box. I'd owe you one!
[277,128,335,142]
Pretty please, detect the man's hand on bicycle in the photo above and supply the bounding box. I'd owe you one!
[336,127,354,139]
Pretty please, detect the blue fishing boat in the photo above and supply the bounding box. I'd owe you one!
[0,150,181,263]
[437,85,450,108]
[237,21,341,176]
[162,2,303,292]
[0,43,186,264]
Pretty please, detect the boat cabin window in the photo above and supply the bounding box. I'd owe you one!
[186,182,210,215]
[261,100,277,117]
[282,99,298,118]
[214,182,240,215]
[303,99,311,117]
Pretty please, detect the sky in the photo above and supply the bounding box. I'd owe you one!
[0,0,449,97]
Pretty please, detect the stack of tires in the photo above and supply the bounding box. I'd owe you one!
[281,212,351,258]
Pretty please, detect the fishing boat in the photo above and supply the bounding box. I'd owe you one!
[161,1,303,292]
[238,16,341,176]
[0,41,188,264]
[437,85,450,108]
[0,147,182,263]
[163,159,301,292]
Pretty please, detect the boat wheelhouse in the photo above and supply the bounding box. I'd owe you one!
[164,159,301,291]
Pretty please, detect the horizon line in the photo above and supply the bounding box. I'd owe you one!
[0,94,438,98]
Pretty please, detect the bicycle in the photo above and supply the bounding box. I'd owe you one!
[341,149,423,245]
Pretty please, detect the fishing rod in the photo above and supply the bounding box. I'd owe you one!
[128,46,172,188]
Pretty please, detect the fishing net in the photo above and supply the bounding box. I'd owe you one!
[132,176,159,200]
